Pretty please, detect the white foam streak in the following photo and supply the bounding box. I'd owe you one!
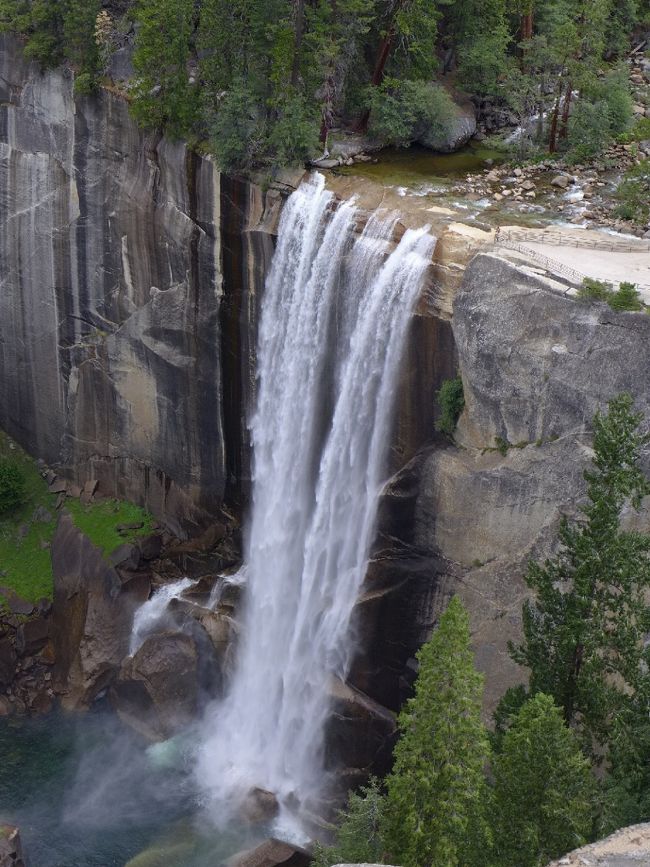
[130,578,194,655]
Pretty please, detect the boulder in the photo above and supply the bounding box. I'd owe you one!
[228,839,310,867]
[0,639,16,689]
[15,616,49,656]
[550,174,571,188]
[0,825,25,867]
[51,512,151,709]
[110,632,201,740]
[240,788,280,823]
[325,678,397,776]
[547,821,650,865]
[416,95,477,153]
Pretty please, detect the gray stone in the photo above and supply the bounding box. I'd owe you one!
[0,639,16,689]
[110,632,200,741]
[51,512,150,709]
[551,174,571,188]
[0,824,26,867]
[227,839,310,867]
[15,617,49,656]
[416,94,476,153]
[0,34,281,536]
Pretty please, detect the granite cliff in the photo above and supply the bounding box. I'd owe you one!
[2,33,650,753]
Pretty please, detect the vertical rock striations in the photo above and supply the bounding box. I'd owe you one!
[0,35,281,534]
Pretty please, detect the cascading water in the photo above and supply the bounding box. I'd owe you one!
[198,173,436,827]
[130,578,195,655]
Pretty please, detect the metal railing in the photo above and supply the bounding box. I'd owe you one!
[497,228,650,253]
[495,239,585,290]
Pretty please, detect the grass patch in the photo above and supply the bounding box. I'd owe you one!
[0,432,57,605]
[66,498,154,557]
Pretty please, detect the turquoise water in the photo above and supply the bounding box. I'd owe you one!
[0,711,262,866]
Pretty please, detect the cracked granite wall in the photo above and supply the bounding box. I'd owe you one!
[0,35,281,535]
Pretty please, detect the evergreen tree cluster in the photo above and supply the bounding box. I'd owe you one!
[1,0,649,169]
[319,394,650,867]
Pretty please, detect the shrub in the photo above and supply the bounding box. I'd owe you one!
[614,159,650,226]
[312,778,385,867]
[0,458,26,516]
[266,93,319,167]
[567,99,613,163]
[435,376,465,437]
[209,81,266,173]
[578,277,614,303]
[609,282,644,312]
[368,78,456,148]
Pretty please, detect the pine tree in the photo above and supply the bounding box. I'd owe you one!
[131,0,198,138]
[312,777,385,867]
[381,596,490,867]
[509,394,650,753]
[491,693,595,867]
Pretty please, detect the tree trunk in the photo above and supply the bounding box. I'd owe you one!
[355,24,395,133]
[291,0,306,87]
[548,83,562,153]
[559,80,573,141]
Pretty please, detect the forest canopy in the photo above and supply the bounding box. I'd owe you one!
[1,0,649,169]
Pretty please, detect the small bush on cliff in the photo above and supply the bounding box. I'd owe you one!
[578,277,614,303]
[615,159,650,226]
[609,282,644,312]
[490,693,595,867]
[436,376,465,437]
[0,458,26,516]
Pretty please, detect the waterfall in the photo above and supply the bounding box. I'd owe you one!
[130,578,195,655]
[198,173,436,827]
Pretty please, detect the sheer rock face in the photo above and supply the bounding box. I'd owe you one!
[0,34,280,536]
[411,254,650,713]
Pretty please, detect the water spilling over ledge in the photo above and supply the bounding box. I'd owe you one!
[196,174,436,830]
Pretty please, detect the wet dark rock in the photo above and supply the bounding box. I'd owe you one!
[228,838,310,867]
[240,788,280,823]
[325,678,397,777]
[0,824,26,867]
[111,632,200,740]
[51,512,150,709]
[0,590,34,617]
[0,639,16,689]
[109,543,141,571]
[15,617,49,657]
[136,534,163,561]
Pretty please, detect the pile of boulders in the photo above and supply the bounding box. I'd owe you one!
[0,586,54,718]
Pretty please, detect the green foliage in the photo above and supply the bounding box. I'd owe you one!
[509,394,650,753]
[312,778,384,867]
[578,278,645,312]
[566,99,614,163]
[66,498,154,557]
[578,277,614,302]
[381,596,490,867]
[130,0,198,138]
[368,78,456,148]
[609,282,644,312]
[615,159,650,227]
[208,81,266,173]
[0,458,25,516]
[0,432,57,604]
[490,693,595,867]
[436,376,465,437]
[266,92,319,167]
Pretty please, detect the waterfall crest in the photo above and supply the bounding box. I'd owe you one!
[198,173,436,826]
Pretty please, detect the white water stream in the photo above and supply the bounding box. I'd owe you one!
[198,173,436,826]
[130,577,195,655]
